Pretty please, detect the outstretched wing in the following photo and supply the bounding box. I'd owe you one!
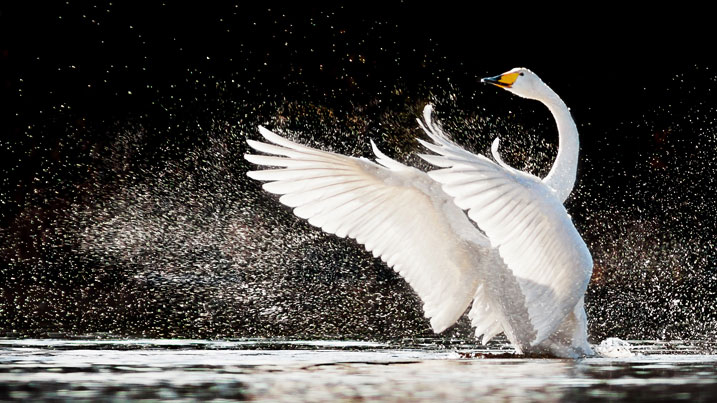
[245,126,492,333]
[417,105,593,346]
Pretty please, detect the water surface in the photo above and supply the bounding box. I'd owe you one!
[1,339,716,401]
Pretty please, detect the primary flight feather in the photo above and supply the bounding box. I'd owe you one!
[245,68,594,358]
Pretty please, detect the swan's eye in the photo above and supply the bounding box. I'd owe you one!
[519,72,524,76]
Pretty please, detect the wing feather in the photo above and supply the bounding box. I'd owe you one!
[246,126,494,333]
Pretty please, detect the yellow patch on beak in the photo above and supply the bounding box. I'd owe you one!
[496,72,520,87]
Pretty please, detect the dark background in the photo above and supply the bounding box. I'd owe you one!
[1,3,715,342]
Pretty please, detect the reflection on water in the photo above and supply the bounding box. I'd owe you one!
[1,339,716,402]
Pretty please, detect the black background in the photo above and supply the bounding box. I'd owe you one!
[1,3,715,341]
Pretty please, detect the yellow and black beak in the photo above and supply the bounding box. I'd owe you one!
[481,71,520,88]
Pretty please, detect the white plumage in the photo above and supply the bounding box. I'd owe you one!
[245,68,594,358]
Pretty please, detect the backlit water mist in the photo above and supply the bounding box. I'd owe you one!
[3,83,716,342]
[2,2,716,345]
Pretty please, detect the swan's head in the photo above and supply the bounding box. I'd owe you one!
[482,67,550,101]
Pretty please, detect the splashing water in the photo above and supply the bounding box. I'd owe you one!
[594,338,635,358]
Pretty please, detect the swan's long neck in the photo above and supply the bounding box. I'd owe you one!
[539,90,579,203]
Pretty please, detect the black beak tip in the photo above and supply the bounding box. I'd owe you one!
[481,75,501,85]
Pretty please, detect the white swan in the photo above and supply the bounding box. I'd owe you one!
[244,68,593,358]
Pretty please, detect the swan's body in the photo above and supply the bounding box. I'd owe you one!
[245,68,593,358]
